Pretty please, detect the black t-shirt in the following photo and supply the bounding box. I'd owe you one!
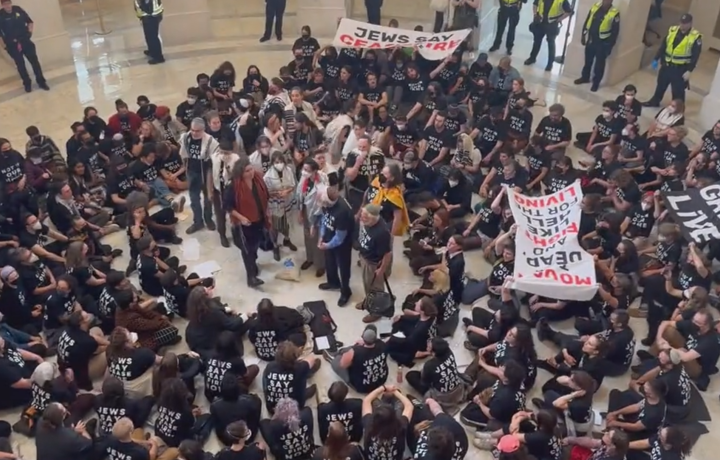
[403,76,427,104]
[638,398,666,432]
[363,414,408,460]
[215,445,266,460]
[594,115,622,143]
[473,204,501,239]
[422,352,462,393]
[469,61,493,81]
[205,353,247,400]
[210,394,262,446]
[526,148,551,180]
[57,327,98,368]
[288,59,312,88]
[590,158,621,181]
[319,56,341,80]
[18,261,51,303]
[413,413,468,460]
[620,134,646,159]
[544,169,578,194]
[536,116,572,144]
[317,399,363,443]
[655,240,681,266]
[647,434,685,460]
[524,430,563,460]
[598,327,635,368]
[361,85,384,105]
[108,347,156,381]
[614,96,642,122]
[0,343,32,405]
[293,37,321,60]
[507,108,533,136]
[250,326,279,361]
[615,182,640,205]
[207,126,235,145]
[155,403,195,448]
[100,139,132,161]
[19,224,52,250]
[131,159,159,183]
[390,124,419,149]
[474,116,507,153]
[489,380,525,423]
[263,361,310,412]
[0,149,25,184]
[489,259,514,287]
[320,199,354,245]
[625,204,655,238]
[175,101,200,127]
[107,171,137,199]
[348,343,389,393]
[105,437,151,460]
[676,263,711,292]
[138,253,163,296]
[444,111,467,134]
[265,407,315,460]
[675,320,720,376]
[699,130,720,156]
[96,397,139,435]
[211,74,235,94]
[358,219,392,263]
[657,365,691,407]
[345,152,385,192]
[336,79,358,103]
[422,126,453,164]
[158,150,184,176]
[44,291,77,330]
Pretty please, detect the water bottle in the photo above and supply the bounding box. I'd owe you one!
[397,365,404,384]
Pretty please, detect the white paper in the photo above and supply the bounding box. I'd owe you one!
[182,238,200,261]
[392,331,406,339]
[244,357,261,366]
[192,260,222,278]
[315,336,331,350]
[375,318,394,335]
[239,312,248,322]
[593,409,603,426]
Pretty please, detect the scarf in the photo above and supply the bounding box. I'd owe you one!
[232,170,270,228]
[369,176,410,236]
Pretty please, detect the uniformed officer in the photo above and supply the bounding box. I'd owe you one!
[574,0,620,92]
[135,0,165,64]
[525,0,573,71]
[0,0,48,92]
[490,0,526,55]
[643,14,701,107]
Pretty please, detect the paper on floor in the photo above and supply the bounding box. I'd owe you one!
[192,260,222,278]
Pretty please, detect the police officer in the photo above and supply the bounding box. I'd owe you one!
[0,0,48,92]
[574,0,620,92]
[490,0,526,55]
[525,0,573,71]
[135,0,165,64]
[643,14,701,107]
[260,0,287,42]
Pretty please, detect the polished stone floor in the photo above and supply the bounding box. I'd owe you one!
[0,1,717,460]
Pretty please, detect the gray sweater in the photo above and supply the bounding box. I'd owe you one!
[489,66,521,92]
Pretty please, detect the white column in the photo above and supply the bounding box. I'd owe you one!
[296,0,347,37]
[689,0,720,51]
[14,0,72,69]
[161,0,212,47]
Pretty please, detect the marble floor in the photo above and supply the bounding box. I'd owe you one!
[0,1,718,460]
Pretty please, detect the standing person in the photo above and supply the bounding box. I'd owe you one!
[297,159,328,277]
[260,0,287,43]
[134,0,165,64]
[643,14,702,108]
[365,0,383,25]
[490,0,525,55]
[211,140,240,248]
[574,0,620,92]
[0,0,48,92]
[356,204,393,322]
[180,118,219,235]
[264,151,298,261]
[224,156,272,288]
[318,185,354,307]
[525,0,573,71]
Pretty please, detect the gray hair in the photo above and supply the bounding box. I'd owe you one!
[190,117,206,130]
[273,397,301,431]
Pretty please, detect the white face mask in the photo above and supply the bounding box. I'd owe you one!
[273,163,284,172]
[28,253,39,263]
[129,332,139,344]
[259,147,270,155]
[396,124,406,130]
[658,235,667,242]
[187,98,197,104]
[448,180,459,188]
[31,157,43,165]
[621,128,629,136]
[301,170,311,178]
[641,203,651,211]
[625,94,634,100]
[31,221,42,230]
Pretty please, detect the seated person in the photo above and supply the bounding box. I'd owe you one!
[0,335,43,411]
[580,145,621,196]
[461,224,515,305]
[19,212,68,270]
[263,341,321,413]
[544,155,580,194]
[406,193,443,238]
[64,241,108,301]
[204,331,260,401]
[151,351,202,399]
[210,373,262,447]
[260,397,315,460]
[467,324,537,392]
[459,359,526,428]
[216,420,266,460]
[620,192,657,239]
[439,169,472,220]
[462,283,519,350]
[407,398,468,460]
[564,430,630,460]
[313,421,363,460]
[605,380,666,440]
[104,417,165,460]
[114,289,180,352]
[97,271,128,332]
[93,376,155,437]
[574,101,622,157]
[0,313,47,356]
[628,426,692,460]
[361,385,414,460]
[572,273,634,337]
[524,135,551,194]
[125,190,181,274]
[449,133,483,191]
[185,286,245,357]
[607,169,641,213]
[645,100,685,141]
[136,234,187,297]
[462,191,504,251]
[532,370,597,436]
[472,409,562,458]
[386,297,437,367]
[0,265,43,335]
[405,208,454,275]
[631,349,692,423]
[106,326,161,398]
[155,378,212,448]
[406,338,467,413]
[248,298,306,361]
[34,403,93,460]
[56,310,108,390]
[317,382,363,443]
[156,142,188,193]
[160,268,199,318]
[323,325,388,394]
[539,310,635,378]
[537,334,608,388]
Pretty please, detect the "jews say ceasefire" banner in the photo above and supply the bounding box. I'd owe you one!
[333,19,471,61]
[507,182,598,301]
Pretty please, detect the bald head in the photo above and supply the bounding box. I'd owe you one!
[112,417,134,439]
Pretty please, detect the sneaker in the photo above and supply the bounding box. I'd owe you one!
[125,260,136,276]
[205,220,217,231]
[186,223,204,234]
[531,397,545,410]
[110,249,124,258]
[283,239,298,251]
[536,318,551,341]
[472,437,496,450]
[177,265,187,275]
[463,340,479,351]
[305,383,317,400]
[300,261,313,270]
[319,283,341,291]
[170,236,183,245]
[462,317,472,327]
[362,314,381,323]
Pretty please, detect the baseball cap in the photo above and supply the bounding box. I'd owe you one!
[476,52,488,62]
[155,105,170,118]
[364,204,381,217]
[497,435,520,453]
[362,325,377,345]
[680,13,693,23]
[669,349,682,365]
[403,151,418,165]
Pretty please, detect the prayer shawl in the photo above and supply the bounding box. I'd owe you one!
[264,164,297,217]
[295,171,328,224]
[369,176,410,236]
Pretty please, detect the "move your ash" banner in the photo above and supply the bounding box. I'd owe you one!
[507,182,598,301]
[333,19,471,60]
[662,184,720,244]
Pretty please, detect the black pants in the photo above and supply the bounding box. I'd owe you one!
[650,64,687,103]
[406,370,429,394]
[212,189,227,238]
[529,22,560,64]
[493,6,520,50]
[365,0,383,25]
[467,308,495,348]
[434,12,445,32]
[264,0,287,38]
[5,38,46,87]
[325,242,353,297]
[233,222,263,281]
[141,15,164,59]
[581,40,611,86]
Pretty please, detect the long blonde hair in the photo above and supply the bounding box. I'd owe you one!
[429,268,450,292]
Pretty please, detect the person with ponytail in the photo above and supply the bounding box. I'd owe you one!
[215,420,266,460]
[313,421,363,460]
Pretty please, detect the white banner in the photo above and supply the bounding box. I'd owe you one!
[507,183,598,301]
[332,19,471,60]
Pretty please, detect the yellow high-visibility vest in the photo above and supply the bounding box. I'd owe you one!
[664,26,701,65]
[501,0,520,5]
[135,0,163,18]
[537,0,565,22]
[584,3,619,40]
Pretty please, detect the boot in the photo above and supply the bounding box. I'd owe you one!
[220,234,230,248]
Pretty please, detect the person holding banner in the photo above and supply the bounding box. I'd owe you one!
[462,282,519,350]
[462,224,516,305]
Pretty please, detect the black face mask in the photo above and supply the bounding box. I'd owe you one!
[378,175,387,185]
[119,114,129,120]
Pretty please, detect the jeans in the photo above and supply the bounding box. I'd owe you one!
[462,278,488,305]
[149,178,172,207]
[188,167,213,226]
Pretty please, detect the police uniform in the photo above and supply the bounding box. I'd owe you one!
[490,0,526,54]
[260,0,287,42]
[575,1,620,91]
[526,0,574,70]
[644,14,702,107]
[135,0,164,64]
[0,3,47,91]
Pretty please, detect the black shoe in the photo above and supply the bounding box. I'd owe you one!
[220,234,230,248]
[301,261,313,270]
[590,83,599,92]
[276,34,282,41]
[248,276,265,288]
[305,383,317,400]
[186,223,204,234]
[316,269,325,278]
[273,247,281,261]
[143,50,151,56]
[536,318,550,341]
[283,239,298,251]
[125,260,137,276]
[205,220,217,231]
[574,77,589,85]
[642,100,660,107]
[110,249,124,258]
[170,236,183,245]
[319,283,341,291]
[38,82,50,91]
[524,57,536,65]
[175,196,186,213]
[531,397,545,410]
[259,35,271,42]
[506,47,513,55]
[177,265,187,276]
[462,317,472,327]
[544,63,553,71]
[640,337,654,347]
[338,294,351,307]
[85,418,98,437]
[148,58,165,65]
[24,84,31,93]
[489,44,500,52]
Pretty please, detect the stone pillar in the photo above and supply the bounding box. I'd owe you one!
[699,59,720,130]
[13,0,72,69]
[477,0,498,50]
[689,0,720,51]
[161,0,211,47]
[296,0,347,37]
[561,0,651,86]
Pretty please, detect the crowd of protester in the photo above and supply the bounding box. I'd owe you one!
[0,16,716,460]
